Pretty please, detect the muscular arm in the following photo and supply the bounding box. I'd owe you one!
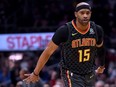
[33,25,68,75]
[34,40,58,75]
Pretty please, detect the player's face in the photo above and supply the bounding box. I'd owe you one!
[75,9,91,26]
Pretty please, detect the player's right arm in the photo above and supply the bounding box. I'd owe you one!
[23,25,68,83]
[33,25,68,75]
[33,40,58,76]
[23,40,58,83]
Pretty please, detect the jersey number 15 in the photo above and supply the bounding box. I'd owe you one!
[78,49,90,62]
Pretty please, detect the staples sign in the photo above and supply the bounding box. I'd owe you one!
[0,33,54,51]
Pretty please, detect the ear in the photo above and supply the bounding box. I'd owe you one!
[90,11,92,15]
[74,12,77,17]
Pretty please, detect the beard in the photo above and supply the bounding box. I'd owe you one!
[77,17,90,26]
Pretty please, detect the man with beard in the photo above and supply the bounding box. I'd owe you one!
[24,2,105,87]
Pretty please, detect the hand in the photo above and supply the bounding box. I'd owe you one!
[95,66,105,74]
[23,73,39,84]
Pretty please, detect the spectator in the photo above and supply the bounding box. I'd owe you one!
[43,83,50,87]
[16,68,29,87]
[95,80,105,87]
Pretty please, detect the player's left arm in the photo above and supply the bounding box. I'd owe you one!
[96,25,105,73]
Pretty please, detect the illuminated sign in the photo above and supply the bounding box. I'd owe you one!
[0,33,54,51]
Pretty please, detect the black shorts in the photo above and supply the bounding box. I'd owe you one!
[61,68,96,87]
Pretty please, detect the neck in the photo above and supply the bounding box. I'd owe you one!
[76,20,89,31]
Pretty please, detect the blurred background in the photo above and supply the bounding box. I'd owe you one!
[0,0,116,87]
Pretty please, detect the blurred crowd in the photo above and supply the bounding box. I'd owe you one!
[0,0,116,87]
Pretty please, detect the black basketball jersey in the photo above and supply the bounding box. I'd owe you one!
[60,20,98,74]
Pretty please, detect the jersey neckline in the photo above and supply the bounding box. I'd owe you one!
[72,20,90,35]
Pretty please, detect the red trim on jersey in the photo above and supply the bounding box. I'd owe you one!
[72,20,90,35]
[66,70,72,87]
